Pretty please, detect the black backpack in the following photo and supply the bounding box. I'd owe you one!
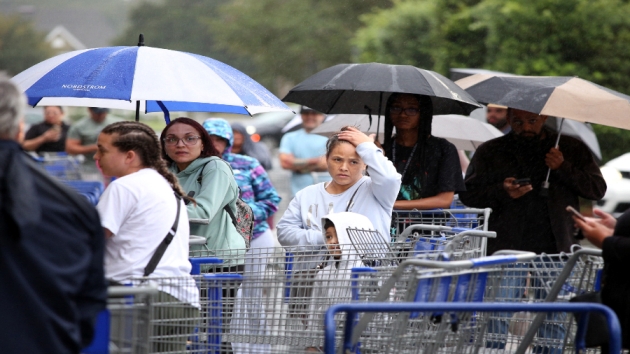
[196,159,253,249]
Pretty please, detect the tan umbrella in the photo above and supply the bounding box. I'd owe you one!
[456,74,630,130]
[456,74,630,194]
[311,114,502,151]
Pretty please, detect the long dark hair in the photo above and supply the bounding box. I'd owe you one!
[383,93,433,188]
[160,117,220,163]
[101,121,188,199]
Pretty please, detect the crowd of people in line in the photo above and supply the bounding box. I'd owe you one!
[1,74,629,353]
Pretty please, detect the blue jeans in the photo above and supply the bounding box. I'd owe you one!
[486,256,568,354]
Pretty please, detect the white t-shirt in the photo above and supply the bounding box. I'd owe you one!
[97,168,198,306]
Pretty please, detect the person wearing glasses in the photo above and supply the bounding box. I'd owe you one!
[160,117,245,267]
[382,93,465,210]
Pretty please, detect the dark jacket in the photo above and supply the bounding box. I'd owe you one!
[0,140,106,353]
[602,210,630,348]
[460,129,606,254]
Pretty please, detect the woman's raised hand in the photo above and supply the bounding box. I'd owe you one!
[336,126,373,147]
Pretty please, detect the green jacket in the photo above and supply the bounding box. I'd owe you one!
[171,157,245,265]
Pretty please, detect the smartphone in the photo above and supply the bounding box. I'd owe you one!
[566,206,586,221]
[512,178,531,185]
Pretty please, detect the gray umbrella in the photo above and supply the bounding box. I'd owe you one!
[312,114,502,151]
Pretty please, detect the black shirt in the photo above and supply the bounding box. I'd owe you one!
[388,136,465,200]
[24,121,70,153]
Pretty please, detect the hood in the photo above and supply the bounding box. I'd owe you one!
[320,212,376,266]
[203,118,234,154]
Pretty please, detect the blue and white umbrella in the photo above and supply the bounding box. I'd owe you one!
[12,45,292,122]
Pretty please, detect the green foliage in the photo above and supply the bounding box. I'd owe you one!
[353,0,438,68]
[592,125,630,164]
[0,14,54,76]
[210,0,392,91]
[113,0,254,76]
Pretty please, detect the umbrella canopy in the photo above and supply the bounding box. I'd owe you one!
[545,118,601,161]
[11,45,292,122]
[311,114,502,151]
[456,74,630,130]
[283,63,482,116]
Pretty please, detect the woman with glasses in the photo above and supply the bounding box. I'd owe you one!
[160,117,245,264]
[383,93,465,210]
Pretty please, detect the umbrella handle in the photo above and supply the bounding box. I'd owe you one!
[541,118,565,196]
[364,105,373,130]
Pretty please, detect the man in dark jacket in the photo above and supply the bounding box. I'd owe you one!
[0,77,107,353]
[461,108,606,353]
[460,108,606,255]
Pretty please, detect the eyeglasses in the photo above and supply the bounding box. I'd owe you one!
[389,106,420,116]
[163,136,201,146]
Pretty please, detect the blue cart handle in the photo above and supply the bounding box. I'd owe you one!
[326,302,621,354]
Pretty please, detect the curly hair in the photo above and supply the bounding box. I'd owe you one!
[101,121,188,200]
[160,117,220,163]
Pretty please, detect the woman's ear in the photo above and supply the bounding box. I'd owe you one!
[126,150,137,164]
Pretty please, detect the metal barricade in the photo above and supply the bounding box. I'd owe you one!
[324,302,622,354]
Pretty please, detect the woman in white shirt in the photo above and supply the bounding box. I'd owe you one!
[94,121,199,353]
[277,126,401,249]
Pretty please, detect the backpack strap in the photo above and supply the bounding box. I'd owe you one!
[196,158,239,226]
[143,193,181,277]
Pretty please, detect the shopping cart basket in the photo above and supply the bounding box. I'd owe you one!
[390,208,492,236]
[82,286,158,354]
[35,152,83,180]
[510,247,605,354]
[324,302,622,354]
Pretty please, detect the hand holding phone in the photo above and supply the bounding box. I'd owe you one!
[512,178,531,185]
[566,206,586,221]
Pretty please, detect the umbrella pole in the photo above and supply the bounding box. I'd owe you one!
[375,92,383,143]
[541,118,565,196]
[135,100,140,122]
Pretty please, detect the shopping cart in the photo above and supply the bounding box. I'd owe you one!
[392,224,496,260]
[324,302,622,354]
[185,226,495,352]
[82,286,158,354]
[61,180,105,205]
[391,208,492,235]
[34,152,83,180]
[510,248,605,354]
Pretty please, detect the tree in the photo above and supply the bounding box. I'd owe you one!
[210,0,393,93]
[0,14,54,76]
[113,0,255,77]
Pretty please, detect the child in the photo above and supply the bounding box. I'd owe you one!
[305,212,386,351]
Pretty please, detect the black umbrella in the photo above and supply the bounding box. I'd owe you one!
[283,63,482,137]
